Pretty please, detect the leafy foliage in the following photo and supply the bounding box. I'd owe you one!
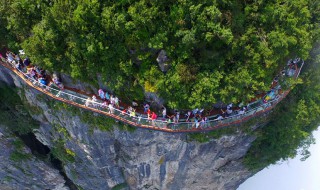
[1,0,317,109]
[244,44,320,171]
[1,0,320,173]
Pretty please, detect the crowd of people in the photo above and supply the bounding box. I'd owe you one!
[82,87,250,129]
[3,51,64,90]
[1,50,299,130]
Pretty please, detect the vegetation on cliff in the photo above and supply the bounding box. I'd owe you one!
[1,0,320,173]
[1,0,319,109]
[0,82,40,134]
[244,42,320,170]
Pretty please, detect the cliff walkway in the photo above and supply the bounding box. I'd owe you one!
[0,59,304,133]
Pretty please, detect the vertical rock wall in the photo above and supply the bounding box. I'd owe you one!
[0,66,255,190]
[0,126,68,190]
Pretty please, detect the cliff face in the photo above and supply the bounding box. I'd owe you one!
[0,66,255,190]
[0,126,68,190]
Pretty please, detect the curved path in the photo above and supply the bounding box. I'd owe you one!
[0,59,304,133]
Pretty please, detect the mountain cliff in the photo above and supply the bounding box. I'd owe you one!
[0,62,257,190]
[1,0,319,188]
[0,125,68,190]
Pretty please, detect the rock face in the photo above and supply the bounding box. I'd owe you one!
[0,65,255,190]
[0,126,68,190]
[156,50,170,73]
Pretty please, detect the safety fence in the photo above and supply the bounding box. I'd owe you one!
[0,59,304,133]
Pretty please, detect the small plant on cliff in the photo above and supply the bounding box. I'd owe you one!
[188,125,240,143]
[10,139,32,162]
[111,183,128,190]
[51,140,75,164]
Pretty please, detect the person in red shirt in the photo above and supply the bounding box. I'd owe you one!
[151,112,157,126]
[151,112,157,120]
[147,109,151,120]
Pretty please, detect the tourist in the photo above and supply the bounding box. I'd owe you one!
[92,95,97,102]
[199,118,204,128]
[30,68,37,80]
[34,66,41,76]
[126,106,132,116]
[144,103,150,114]
[272,76,279,86]
[130,108,136,117]
[108,103,114,114]
[202,116,208,128]
[218,115,224,120]
[40,68,46,79]
[23,57,31,67]
[162,106,167,119]
[56,79,64,89]
[137,115,142,124]
[14,62,21,70]
[199,108,204,116]
[151,112,157,125]
[92,95,97,108]
[192,108,199,116]
[173,113,177,123]
[98,89,105,100]
[114,96,119,108]
[38,76,47,87]
[15,54,21,64]
[175,111,180,123]
[226,107,233,115]
[52,74,64,90]
[85,97,91,107]
[132,101,138,107]
[121,109,127,115]
[127,107,132,115]
[105,92,110,102]
[194,118,199,129]
[101,101,108,109]
[151,112,157,120]
[221,107,232,117]
[6,51,15,64]
[147,108,151,120]
[110,95,115,106]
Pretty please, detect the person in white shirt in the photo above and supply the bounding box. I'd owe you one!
[162,106,167,119]
[108,103,114,114]
[85,97,91,107]
[114,96,119,108]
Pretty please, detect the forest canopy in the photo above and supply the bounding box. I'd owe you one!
[0,0,319,109]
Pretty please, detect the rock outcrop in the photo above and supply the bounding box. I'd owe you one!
[0,65,256,190]
[156,50,170,73]
[0,126,68,190]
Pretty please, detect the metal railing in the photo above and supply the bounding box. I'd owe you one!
[0,59,303,133]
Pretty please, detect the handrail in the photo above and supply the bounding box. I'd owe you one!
[296,60,304,78]
[0,59,303,133]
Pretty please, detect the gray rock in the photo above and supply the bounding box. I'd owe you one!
[0,64,259,190]
[0,126,68,190]
[156,50,170,72]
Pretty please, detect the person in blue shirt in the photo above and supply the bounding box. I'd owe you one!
[38,77,47,87]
